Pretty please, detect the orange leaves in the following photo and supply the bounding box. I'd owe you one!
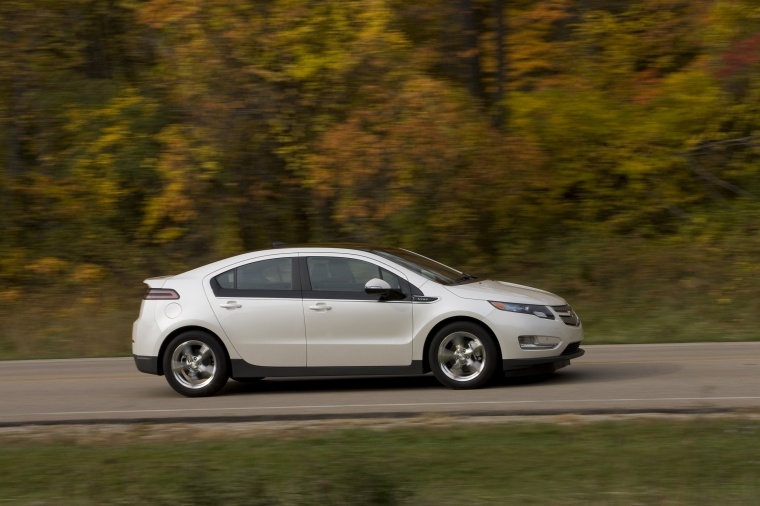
[716,33,760,79]
[304,74,539,261]
[140,123,220,242]
[506,0,574,90]
[137,0,200,29]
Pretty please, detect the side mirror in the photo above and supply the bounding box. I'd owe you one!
[364,278,391,296]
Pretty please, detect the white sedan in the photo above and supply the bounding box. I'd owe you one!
[133,245,584,396]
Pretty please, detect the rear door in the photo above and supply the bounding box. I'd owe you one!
[205,255,305,367]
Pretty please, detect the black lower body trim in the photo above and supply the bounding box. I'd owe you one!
[133,355,160,375]
[230,360,425,379]
[502,348,585,373]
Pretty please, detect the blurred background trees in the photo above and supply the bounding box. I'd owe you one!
[1,0,760,356]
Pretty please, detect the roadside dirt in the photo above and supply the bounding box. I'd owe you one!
[2,412,759,445]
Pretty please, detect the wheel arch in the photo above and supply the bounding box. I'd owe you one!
[421,316,503,374]
[157,326,231,376]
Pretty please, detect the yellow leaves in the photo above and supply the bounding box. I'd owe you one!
[154,227,187,243]
[23,259,103,287]
[139,123,221,244]
[263,0,408,81]
[57,88,158,220]
[70,264,105,284]
[704,0,760,48]
[614,160,653,184]
[137,0,199,29]
[505,0,574,90]
[29,257,69,277]
[0,288,21,305]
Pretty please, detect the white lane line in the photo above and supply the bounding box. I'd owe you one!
[582,359,760,364]
[2,376,144,383]
[4,396,760,418]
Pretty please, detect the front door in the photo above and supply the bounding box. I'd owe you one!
[301,255,414,367]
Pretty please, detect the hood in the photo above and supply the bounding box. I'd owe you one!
[444,280,566,306]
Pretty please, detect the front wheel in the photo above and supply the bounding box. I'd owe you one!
[428,322,498,389]
[163,331,229,397]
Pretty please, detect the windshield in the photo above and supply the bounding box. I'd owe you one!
[370,248,477,286]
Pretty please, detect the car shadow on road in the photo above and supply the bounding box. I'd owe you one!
[542,362,682,385]
[221,361,681,396]
[223,374,442,395]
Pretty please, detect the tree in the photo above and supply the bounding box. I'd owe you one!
[308,74,545,268]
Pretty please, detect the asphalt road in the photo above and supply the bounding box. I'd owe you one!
[1,343,759,426]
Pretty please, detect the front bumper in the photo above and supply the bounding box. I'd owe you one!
[502,347,584,376]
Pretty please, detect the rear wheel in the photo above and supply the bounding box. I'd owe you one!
[163,331,229,397]
[428,322,498,389]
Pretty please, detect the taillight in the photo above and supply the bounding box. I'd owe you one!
[144,288,180,300]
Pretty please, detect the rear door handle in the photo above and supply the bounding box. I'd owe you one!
[220,301,242,309]
[308,303,332,311]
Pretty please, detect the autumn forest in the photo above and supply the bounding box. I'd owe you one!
[2,0,760,357]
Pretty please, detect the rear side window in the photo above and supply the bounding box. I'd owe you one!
[237,259,293,290]
[217,271,235,289]
[211,257,298,297]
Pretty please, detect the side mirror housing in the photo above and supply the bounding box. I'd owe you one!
[364,278,392,296]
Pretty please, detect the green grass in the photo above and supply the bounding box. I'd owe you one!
[1,418,759,505]
[0,289,140,360]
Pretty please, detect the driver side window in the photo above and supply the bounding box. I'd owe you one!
[307,257,402,293]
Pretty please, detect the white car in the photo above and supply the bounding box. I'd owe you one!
[133,245,584,396]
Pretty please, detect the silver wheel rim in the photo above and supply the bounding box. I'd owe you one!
[437,331,486,382]
[170,340,217,389]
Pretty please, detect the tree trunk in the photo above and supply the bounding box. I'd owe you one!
[493,0,507,129]
[458,0,483,100]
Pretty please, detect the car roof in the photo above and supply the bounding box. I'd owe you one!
[266,243,420,257]
[174,244,413,279]
[270,243,391,252]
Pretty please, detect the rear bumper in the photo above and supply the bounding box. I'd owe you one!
[133,355,160,375]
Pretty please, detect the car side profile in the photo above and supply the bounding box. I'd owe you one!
[132,245,584,396]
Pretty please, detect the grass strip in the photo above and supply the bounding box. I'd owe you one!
[1,417,759,505]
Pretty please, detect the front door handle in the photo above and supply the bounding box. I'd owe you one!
[308,303,332,312]
[220,301,242,309]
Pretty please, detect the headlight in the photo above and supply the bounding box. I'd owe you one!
[489,301,555,320]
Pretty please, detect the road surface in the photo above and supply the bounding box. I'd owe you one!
[1,343,759,425]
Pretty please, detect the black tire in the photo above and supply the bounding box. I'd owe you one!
[163,331,229,397]
[428,322,498,389]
